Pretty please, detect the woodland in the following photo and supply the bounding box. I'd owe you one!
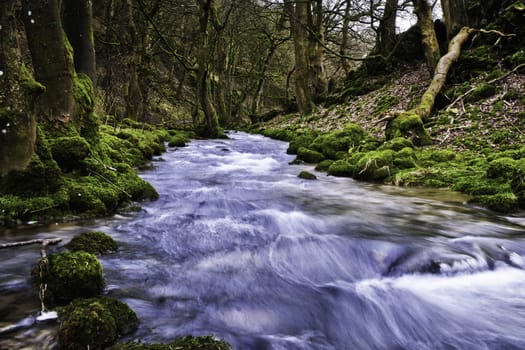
[0,1,525,347]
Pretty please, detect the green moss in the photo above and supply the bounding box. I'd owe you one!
[487,157,517,179]
[310,126,365,159]
[19,64,46,94]
[315,159,334,171]
[35,251,105,305]
[109,336,232,350]
[511,159,525,207]
[355,150,395,181]
[58,300,118,350]
[61,296,139,339]
[420,148,456,164]
[465,83,496,103]
[385,112,431,146]
[328,160,353,177]
[50,136,91,172]
[66,231,118,255]
[298,171,317,180]
[378,137,414,151]
[261,127,294,141]
[296,147,325,163]
[168,135,188,147]
[394,147,417,169]
[287,130,318,155]
[0,195,57,224]
[471,192,519,213]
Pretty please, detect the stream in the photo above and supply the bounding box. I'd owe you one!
[2,131,525,349]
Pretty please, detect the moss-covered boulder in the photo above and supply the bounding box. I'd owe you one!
[287,131,318,155]
[35,251,105,305]
[511,159,525,207]
[315,159,334,171]
[59,296,139,350]
[327,160,353,177]
[296,147,325,163]
[378,137,414,152]
[168,135,188,147]
[109,336,232,350]
[59,300,118,350]
[50,136,91,172]
[394,147,418,169]
[354,150,395,181]
[486,157,516,179]
[385,112,431,146]
[298,171,317,180]
[471,192,519,213]
[464,83,496,103]
[66,231,118,255]
[310,124,366,159]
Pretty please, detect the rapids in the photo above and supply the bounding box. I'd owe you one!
[1,131,525,349]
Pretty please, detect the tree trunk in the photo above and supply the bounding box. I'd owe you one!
[62,0,97,84]
[123,0,144,120]
[23,0,76,122]
[386,27,474,145]
[412,0,440,74]
[377,0,398,54]
[0,0,39,175]
[440,0,468,40]
[415,26,474,119]
[340,0,353,74]
[285,0,313,114]
[196,0,219,137]
[308,0,328,100]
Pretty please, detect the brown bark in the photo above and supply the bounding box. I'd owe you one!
[377,0,398,54]
[0,0,38,175]
[124,0,144,120]
[285,0,313,114]
[440,0,468,39]
[62,0,97,84]
[308,0,328,99]
[340,0,353,74]
[23,0,76,122]
[412,0,440,74]
[196,0,219,137]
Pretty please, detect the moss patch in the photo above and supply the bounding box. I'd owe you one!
[35,251,105,305]
[109,336,232,350]
[385,112,431,146]
[66,231,118,255]
[298,171,317,180]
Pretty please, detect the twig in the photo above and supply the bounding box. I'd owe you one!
[0,238,62,251]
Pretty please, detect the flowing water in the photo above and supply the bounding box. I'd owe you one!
[2,131,525,349]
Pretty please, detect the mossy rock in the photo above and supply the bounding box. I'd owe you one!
[385,112,431,146]
[298,171,317,180]
[511,159,525,207]
[0,153,62,197]
[378,137,414,152]
[420,149,456,163]
[59,300,116,350]
[66,231,118,255]
[287,131,317,155]
[50,136,91,172]
[327,160,353,177]
[464,83,496,103]
[261,128,294,141]
[35,251,105,305]
[471,192,519,213]
[487,157,517,179]
[315,159,334,171]
[296,147,325,163]
[109,336,232,350]
[355,150,395,181]
[310,126,366,159]
[60,296,139,342]
[168,135,187,147]
[394,147,417,169]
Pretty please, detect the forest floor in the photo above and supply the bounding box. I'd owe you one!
[261,62,525,153]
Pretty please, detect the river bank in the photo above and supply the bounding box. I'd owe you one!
[252,55,525,213]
